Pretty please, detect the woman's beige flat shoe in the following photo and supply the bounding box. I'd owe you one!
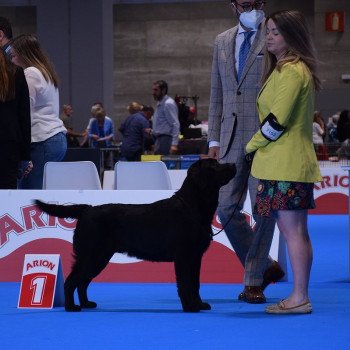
[265,300,312,314]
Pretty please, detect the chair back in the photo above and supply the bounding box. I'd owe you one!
[43,161,102,190]
[114,161,172,190]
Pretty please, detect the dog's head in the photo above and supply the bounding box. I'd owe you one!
[187,158,236,190]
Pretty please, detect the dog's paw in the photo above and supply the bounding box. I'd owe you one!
[81,301,97,309]
[199,302,211,310]
[65,304,82,312]
[182,305,201,313]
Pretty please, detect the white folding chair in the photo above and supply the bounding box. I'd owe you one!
[42,161,102,189]
[114,161,172,190]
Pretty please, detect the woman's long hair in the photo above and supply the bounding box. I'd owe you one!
[0,51,16,102]
[261,10,321,91]
[11,34,59,87]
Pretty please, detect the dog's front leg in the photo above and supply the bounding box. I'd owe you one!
[192,256,211,311]
[175,253,208,312]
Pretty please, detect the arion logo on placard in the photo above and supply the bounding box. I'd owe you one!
[18,254,64,309]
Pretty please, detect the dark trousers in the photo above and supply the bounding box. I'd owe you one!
[154,135,172,155]
[0,142,20,189]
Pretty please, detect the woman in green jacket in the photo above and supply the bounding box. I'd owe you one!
[246,10,322,314]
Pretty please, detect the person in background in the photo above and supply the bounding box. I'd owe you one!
[246,10,322,314]
[0,50,32,188]
[141,105,155,153]
[312,111,325,145]
[336,109,350,159]
[0,16,13,60]
[59,104,86,147]
[208,0,284,304]
[326,112,339,143]
[81,102,113,147]
[11,34,67,189]
[152,80,179,155]
[88,105,115,148]
[119,102,152,161]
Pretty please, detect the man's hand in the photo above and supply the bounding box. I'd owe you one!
[169,145,178,154]
[23,161,33,177]
[245,151,256,165]
[208,146,220,161]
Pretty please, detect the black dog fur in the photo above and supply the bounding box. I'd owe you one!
[35,159,236,312]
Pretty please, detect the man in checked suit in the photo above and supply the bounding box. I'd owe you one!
[208,0,284,303]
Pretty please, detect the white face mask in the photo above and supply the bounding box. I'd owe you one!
[239,10,265,30]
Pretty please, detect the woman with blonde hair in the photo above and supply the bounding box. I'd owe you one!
[11,34,67,189]
[0,50,31,188]
[245,10,322,314]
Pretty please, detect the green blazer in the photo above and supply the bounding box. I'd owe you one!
[246,61,322,183]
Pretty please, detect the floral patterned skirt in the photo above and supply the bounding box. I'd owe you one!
[254,180,315,217]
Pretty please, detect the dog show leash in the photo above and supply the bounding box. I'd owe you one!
[211,156,253,237]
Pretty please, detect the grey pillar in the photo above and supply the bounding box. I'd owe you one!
[36,0,113,131]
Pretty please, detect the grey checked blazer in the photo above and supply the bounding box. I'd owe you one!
[208,24,265,161]
[208,24,276,285]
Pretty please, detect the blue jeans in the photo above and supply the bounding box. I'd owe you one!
[18,132,67,189]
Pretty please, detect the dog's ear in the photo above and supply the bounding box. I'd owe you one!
[187,160,213,190]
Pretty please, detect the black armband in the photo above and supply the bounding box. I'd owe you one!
[260,113,285,141]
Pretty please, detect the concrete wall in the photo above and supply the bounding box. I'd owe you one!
[1,0,350,137]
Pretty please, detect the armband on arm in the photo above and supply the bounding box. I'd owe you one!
[260,113,285,141]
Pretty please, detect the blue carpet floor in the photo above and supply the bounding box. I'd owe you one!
[0,215,349,349]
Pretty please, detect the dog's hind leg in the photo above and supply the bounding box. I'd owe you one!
[76,252,114,309]
[64,269,82,312]
[78,279,96,309]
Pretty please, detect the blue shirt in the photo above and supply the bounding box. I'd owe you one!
[89,117,114,148]
[120,112,150,155]
[153,95,180,145]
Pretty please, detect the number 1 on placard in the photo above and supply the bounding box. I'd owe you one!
[30,276,47,305]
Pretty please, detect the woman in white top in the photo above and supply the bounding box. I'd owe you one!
[312,111,325,145]
[11,34,67,189]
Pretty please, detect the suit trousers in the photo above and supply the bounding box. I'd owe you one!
[217,156,275,286]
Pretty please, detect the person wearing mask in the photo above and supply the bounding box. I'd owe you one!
[0,50,32,188]
[208,0,284,304]
[11,34,67,189]
[246,10,322,314]
[152,80,180,155]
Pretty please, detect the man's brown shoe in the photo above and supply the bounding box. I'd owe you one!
[238,286,266,304]
[261,261,285,291]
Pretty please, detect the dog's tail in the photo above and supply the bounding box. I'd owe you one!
[35,199,91,219]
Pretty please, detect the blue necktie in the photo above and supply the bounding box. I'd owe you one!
[238,31,254,80]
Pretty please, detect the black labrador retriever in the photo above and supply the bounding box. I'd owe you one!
[35,158,236,312]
